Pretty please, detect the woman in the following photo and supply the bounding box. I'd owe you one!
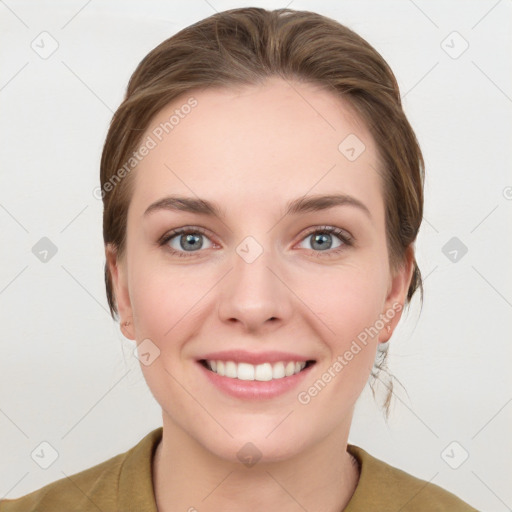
[0,7,478,511]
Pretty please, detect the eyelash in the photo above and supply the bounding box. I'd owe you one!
[158,225,354,259]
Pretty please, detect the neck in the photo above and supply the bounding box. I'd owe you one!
[152,413,360,512]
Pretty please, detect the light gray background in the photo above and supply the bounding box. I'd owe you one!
[1,1,511,510]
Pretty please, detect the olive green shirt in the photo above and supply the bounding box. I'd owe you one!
[0,427,478,511]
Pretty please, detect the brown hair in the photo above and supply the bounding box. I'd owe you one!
[100,7,424,414]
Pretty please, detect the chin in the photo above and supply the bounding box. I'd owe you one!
[195,416,317,465]
[207,434,306,466]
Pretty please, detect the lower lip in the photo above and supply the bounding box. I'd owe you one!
[197,361,314,400]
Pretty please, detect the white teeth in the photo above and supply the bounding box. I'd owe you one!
[225,361,237,378]
[255,362,272,381]
[272,361,285,379]
[237,362,255,381]
[206,360,307,381]
[285,361,295,377]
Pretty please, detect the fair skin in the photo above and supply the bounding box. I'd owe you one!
[106,77,414,512]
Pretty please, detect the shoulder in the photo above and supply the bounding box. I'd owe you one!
[345,444,479,512]
[0,452,125,512]
[0,427,162,512]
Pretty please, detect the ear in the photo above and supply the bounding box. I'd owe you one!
[105,243,135,340]
[378,244,415,343]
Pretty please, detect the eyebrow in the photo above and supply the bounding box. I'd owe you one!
[143,193,371,220]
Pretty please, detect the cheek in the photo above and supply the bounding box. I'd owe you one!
[334,281,385,341]
[302,264,388,385]
[128,253,201,342]
[302,261,389,338]
[297,294,384,417]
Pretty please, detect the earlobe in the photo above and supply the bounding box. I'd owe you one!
[105,244,135,340]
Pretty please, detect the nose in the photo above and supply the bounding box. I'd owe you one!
[216,241,293,333]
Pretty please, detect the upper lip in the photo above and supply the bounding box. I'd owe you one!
[198,350,315,365]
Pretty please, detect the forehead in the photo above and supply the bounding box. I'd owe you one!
[129,77,383,217]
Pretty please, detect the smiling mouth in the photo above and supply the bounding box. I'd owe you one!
[199,359,316,381]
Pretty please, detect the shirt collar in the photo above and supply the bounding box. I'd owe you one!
[117,427,377,511]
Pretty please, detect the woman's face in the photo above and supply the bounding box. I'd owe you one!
[107,77,412,462]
